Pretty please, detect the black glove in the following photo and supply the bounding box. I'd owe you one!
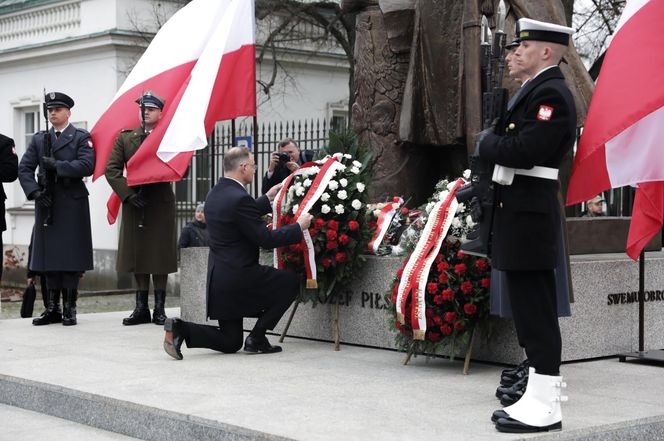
[474,127,494,154]
[469,197,483,222]
[127,193,146,209]
[41,156,57,172]
[32,190,53,208]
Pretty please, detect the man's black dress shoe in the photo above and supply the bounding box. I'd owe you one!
[495,417,562,433]
[163,318,185,360]
[491,409,509,423]
[244,335,282,354]
[500,389,523,406]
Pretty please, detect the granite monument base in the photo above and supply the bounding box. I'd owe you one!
[181,248,664,365]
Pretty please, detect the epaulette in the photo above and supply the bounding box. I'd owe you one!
[75,127,90,135]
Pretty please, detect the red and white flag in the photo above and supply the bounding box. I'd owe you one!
[566,0,664,260]
[91,0,256,188]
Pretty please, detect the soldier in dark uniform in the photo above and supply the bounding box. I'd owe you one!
[0,133,18,283]
[105,91,177,326]
[18,92,95,326]
[478,19,576,433]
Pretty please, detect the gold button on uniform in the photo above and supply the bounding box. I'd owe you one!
[508,123,516,130]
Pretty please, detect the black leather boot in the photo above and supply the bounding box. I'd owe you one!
[122,290,151,325]
[32,289,62,326]
[62,289,78,326]
[152,290,167,325]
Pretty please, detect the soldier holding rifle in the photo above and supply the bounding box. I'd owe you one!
[105,91,177,327]
[18,92,95,326]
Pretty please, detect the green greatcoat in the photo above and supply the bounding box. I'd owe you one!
[105,127,177,275]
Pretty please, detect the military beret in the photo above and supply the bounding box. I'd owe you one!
[517,18,574,46]
[135,91,165,110]
[45,91,75,109]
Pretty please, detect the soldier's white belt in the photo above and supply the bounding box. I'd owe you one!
[492,165,559,185]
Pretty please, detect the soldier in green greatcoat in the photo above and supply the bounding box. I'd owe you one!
[105,92,177,326]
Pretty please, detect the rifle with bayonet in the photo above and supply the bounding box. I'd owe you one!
[39,90,55,226]
[137,94,147,229]
[456,0,509,257]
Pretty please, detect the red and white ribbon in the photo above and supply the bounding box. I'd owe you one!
[395,179,464,340]
[368,197,403,254]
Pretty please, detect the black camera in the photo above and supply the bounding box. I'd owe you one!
[277,153,290,163]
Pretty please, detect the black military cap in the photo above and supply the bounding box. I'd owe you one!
[135,91,165,110]
[45,91,75,109]
[505,38,520,50]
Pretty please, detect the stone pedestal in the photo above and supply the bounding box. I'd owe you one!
[181,248,664,364]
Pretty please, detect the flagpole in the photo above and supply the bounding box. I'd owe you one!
[253,115,259,198]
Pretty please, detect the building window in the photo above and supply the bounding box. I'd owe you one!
[21,108,40,157]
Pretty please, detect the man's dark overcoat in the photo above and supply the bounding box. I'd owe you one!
[480,66,577,271]
[18,125,95,272]
[205,177,302,320]
[0,134,18,233]
[105,127,177,274]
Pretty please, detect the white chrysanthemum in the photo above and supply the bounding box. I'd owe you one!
[466,215,476,227]
[339,178,348,187]
[356,182,365,192]
[295,186,305,197]
[452,218,462,228]
[337,190,348,200]
[321,192,330,202]
[438,190,449,201]
[446,182,456,191]
[292,204,299,215]
[303,178,312,187]
[350,166,360,174]
[321,204,331,214]
[338,164,347,171]
[343,153,352,159]
[352,199,362,210]
[463,169,471,180]
[333,152,343,159]
[426,202,435,213]
[328,180,339,191]
[373,209,381,218]
[335,204,345,214]
[352,160,362,168]
[456,203,466,213]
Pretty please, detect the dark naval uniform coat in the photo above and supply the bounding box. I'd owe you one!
[18,125,95,272]
[478,65,576,374]
[0,134,18,233]
[105,127,177,275]
[480,66,576,271]
[205,178,302,323]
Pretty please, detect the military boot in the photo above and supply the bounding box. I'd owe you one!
[152,289,167,325]
[122,290,151,325]
[62,289,78,326]
[32,289,62,326]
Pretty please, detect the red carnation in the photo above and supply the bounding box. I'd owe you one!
[348,220,360,231]
[338,234,350,246]
[326,229,338,241]
[464,303,477,315]
[433,315,442,326]
[426,282,438,294]
[322,257,333,268]
[433,294,443,305]
[454,321,465,331]
[327,220,340,231]
[326,240,338,250]
[428,331,441,342]
[425,308,434,318]
[440,324,452,336]
[367,220,377,230]
[457,250,465,259]
[393,196,401,203]
[444,312,457,323]
[435,254,443,263]
[400,207,410,215]
[289,243,302,252]
[460,280,474,295]
[475,258,489,272]
[442,288,455,301]
[481,277,491,288]
[437,261,450,271]
[438,272,449,284]
[454,263,467,276]
[335,252,347,263]
[314,218,325,229]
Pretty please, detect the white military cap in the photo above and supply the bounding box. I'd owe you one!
[517,18,574,46]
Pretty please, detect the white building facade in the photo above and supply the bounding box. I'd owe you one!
[0,0,350,288]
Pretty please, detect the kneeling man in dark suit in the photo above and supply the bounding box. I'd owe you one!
[164,146,312,358]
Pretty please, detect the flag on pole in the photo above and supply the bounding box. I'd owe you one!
[566,0,664,260]
[91,0,256,186]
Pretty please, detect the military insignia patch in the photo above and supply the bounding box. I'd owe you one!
[537,105,554,121]
[49,92,56,99]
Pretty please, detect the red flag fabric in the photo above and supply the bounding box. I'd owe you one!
[567,0,664,260]
[626,182,664,260]
[90,0,256,189]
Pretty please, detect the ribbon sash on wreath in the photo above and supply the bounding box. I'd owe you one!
[395,179,464,340]
[368,197,403,254]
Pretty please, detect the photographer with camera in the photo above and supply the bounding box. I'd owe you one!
[261,138,313,194]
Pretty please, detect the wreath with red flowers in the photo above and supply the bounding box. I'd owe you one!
[385,176,492,359]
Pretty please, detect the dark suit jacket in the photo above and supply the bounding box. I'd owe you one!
[479,66,576,271]
[0,134,18,232]
[205,177,302,320]
[18,125,95,272]
[261,150,314,194]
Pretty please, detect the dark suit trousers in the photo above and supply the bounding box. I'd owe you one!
[505,269,561,375]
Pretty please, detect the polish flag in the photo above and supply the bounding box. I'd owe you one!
[91,0,256,187]
[566,0,664,260]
